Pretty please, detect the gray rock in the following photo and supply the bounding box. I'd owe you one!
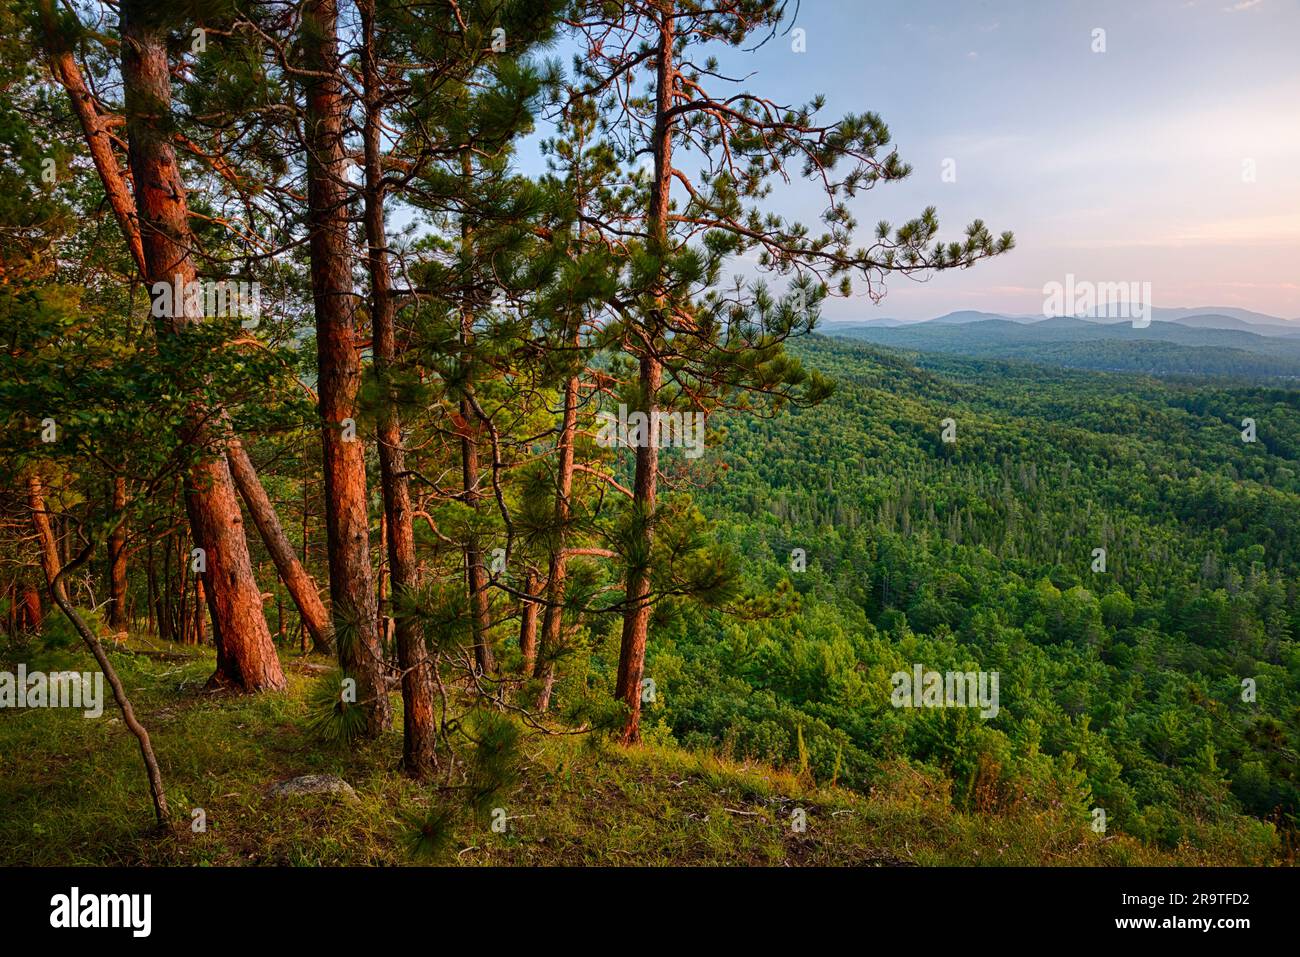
[268,774,360,804]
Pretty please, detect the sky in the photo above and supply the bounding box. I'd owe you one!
[525,0,1300,322]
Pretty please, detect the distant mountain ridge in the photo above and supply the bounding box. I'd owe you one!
[836,306,1300,334]
[1148,306,1299,328]
[826,307,1300,379]
[926,310,1041,325]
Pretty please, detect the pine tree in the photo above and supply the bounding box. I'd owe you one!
[565,0,1013,742]
[118,0,286,691]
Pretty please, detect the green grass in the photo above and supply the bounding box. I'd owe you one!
[0,633,1273,866]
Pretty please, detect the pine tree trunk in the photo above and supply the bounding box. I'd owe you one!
[145,538,157,636]
[457,152,496,678]
[177,545,191,646]
[43,6,333,660]
[535,372,580,710]
[194,577,207,646]
[377,511,388,646]
[226,439,333,654]
[302,0,389,734]
[614,356,662,743]
[107,476,128,630]
[20,585,42,635]
[301,474,311,654]
[37,0,146,276]
[461,401,496,676]
[518,571,541,673]
[614,3,676,744]
[359,0,434,774]
[158,531,173,643]
[120,0,284,691]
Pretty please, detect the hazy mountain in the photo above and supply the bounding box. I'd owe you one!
[1065,308,1298,336]
[1162,314,1279,334]
[928,310,1043,325]
[1151,306,1299,328]
[825,307,1300,370]
[828,316,912,328]
[898,306,1300,335]
[830,314,1300,379]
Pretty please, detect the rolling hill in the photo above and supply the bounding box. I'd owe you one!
[827,310,1300,378]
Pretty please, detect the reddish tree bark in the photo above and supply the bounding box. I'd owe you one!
[37,0,146,276]
[613,3,677,744]
[535,372,581,712]
[359,0,434,774]
[460,404,496,677]
[194,577,207,646]
[44,0,307,679]
[301,0,390,734]
[20,584,43,634]
[226,438,333,654]
[120,0,284,691]
[612,356,661,743]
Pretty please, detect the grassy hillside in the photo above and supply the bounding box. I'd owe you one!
[0,637,1259,866]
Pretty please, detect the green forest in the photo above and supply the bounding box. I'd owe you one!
[1,0,1296,869]
[675,336,1300,857]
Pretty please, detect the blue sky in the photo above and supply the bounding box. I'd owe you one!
[524,0,1300,322]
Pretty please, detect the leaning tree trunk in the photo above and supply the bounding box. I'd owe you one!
[301,0,389,735]
[28,473,169,829]
[226,438,333,654]
[46,0,304,686]
[120,0,284,691]
[37,0,146,276]
[359,0,435,775]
